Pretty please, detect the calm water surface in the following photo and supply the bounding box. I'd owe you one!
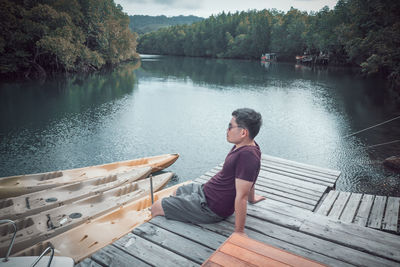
[1,56,399,196]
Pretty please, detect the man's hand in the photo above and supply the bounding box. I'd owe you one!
[248,186,265,204]
[249,194,265,204]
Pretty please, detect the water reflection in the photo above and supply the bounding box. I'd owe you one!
[0,56,399,196]
[0,61,140,176]
[137,56,399,196]
[0,61,140,131]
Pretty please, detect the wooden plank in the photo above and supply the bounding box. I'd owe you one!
[382,197,400,232]
[313,211,400,247]
[75,258,103,267]
[193,179,204,184]
[219,242,289,266]
[241,200,400,265]
[206,169,327,193]
[207,251,256,267]
[328,192,351,220]
[211,168,333,187]
[257,175,327,195]
[256,176,323,198]
[255,198,317,218]
[202,261,222,267]
[260,167,335,187]
[316,191,339,216]
[216,158,339,181]
[149,216,226,250]
[261,154,341,177]
[260,164,337,185]
[193,175,209,184]
[89,244,151,267]
[258,170,328,193]
[195,175,316,210]
[228,234,326,267]
[340,193,363,223]
[354,195,374,227]
[114,233,198,267]
[256,198,400,248]
[255,185,318,206]
[253,200,400,250]
[198,172,325,204]
[256,179,321,201]
[255,189,315,210]
[132,222,214,264]
[261,161,338,181]
[236,200,400,265]
[367,196,387,229]
[242,216,397,266]
[245,203,305,230]
[197,219,353,267]
[300,217,400,263]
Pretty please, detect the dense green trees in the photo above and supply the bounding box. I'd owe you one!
[129,15,203,34]
[137,0,400,89]
[0,0,138,78]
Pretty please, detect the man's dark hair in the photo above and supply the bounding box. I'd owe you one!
[232,108,262,140]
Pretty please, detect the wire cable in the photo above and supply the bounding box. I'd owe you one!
[342,115,400,138]
[364,139,400,149]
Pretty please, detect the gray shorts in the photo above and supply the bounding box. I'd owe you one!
[162,183,224,224]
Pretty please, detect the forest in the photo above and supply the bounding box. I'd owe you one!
[0,0,138,78]
[129,15,203,34]
[137,0,400,90]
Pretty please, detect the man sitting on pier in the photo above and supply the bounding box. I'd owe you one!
[151,108,265,234]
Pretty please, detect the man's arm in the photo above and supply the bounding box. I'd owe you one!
[234,178,253,234]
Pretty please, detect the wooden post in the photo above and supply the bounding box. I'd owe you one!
[150,174,154,204]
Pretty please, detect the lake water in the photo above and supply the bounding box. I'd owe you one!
[1,56,399,196]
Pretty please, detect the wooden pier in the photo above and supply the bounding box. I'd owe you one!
[316,191,400,233]
[76,155,400,267]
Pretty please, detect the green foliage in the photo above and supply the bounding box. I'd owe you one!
[129,15,204,34]
[137,1,400,90]
[138,10,274,59]
[0,0,138,77]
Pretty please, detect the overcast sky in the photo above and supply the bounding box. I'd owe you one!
[114,0,339,17]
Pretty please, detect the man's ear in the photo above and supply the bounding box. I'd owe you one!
[241,128,248,138]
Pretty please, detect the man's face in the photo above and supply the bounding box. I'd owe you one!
[226,117,245,144]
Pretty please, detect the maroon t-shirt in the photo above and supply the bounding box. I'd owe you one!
[203,143,261,218]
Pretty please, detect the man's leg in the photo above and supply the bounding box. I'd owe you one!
[150,182,195,216]
[150,199,165,217]
[150,185,181,217]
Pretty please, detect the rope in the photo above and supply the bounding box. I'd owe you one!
[293,114,400,159]
[289,114,400,161]
[342,115,400,138]
[300,139,400,160]
[364,139,400,149]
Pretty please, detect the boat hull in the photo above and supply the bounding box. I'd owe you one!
[0,153,178,198]
[0,173,173,256]
[14,181,191,263]
[0,167,152,220]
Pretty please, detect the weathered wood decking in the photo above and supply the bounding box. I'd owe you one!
[75,155,400,267]
[196,155,339,212]
[316,190,400,233]
[202,233,327,266]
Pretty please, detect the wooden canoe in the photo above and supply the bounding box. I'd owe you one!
[14,181,192,263]
[0,255,74,267]
[0,167,152,220]
[0,172,173,256]
[0,153,179,198]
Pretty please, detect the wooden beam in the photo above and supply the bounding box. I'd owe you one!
[382,197,400,232]
[340,193,363,223]
[367,196,387,229]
